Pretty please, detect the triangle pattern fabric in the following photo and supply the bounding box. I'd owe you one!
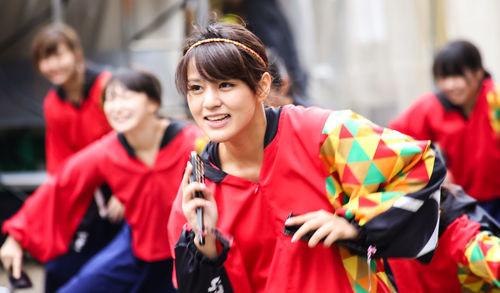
[363,162,387,185]
[347,140,371,163]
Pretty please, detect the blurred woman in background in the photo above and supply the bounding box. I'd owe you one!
[1,68,205,292]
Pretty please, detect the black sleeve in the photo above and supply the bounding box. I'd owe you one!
[174,229,234,293]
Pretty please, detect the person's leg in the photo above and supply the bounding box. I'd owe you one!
[56,223,176,293]
[45,190,122,293]
[56,223,140,293]
[45,216,123,293]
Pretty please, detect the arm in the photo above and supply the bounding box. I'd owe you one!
[173,162,236,292]
[461,231,500,289]
[319,110,446,259]
[1,143,105,262]
[174,228,234,293]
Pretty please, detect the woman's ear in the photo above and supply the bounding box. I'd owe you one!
[256,72,272,103]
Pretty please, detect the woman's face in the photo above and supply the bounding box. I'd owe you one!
[38,43,78,86]
[186,61,265,143]
[103,82,159,134]
[435,69,483,107]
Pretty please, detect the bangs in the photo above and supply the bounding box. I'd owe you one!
[194,43,249,82]
[176,41,266,97]
[38,41,60,59]
[433,56,466,78]
[104,68,162,105]
[432,40,483,79]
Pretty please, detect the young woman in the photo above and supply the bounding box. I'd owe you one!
[30,23,123,292]
[168,22,447,292]
[1,69,205,292]
[389,40,500,221]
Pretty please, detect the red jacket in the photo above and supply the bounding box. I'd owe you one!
[169,106,446,292]
[44,68,112,174]
[389,78,500,201]
[3,121,205,262]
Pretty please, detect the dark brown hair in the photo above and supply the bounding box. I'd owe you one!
[432,40,487,79]
[31,23,84,70]
[103,68,162,106]
[175,22,269,97]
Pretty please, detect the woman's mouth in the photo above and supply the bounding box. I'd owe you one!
[204,114,230,128]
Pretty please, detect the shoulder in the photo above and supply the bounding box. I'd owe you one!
[43,89,60,105]
[62,131,118,171]
[389,92,441,128]
[279,105,332,132]
[85,65,112,97]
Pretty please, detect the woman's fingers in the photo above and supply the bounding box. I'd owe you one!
[12,253,22,279]
[106,196,124,223]
[291,217,321,243]
[181,161,193,193]
[0,237,23,279]
[286,210,359,247]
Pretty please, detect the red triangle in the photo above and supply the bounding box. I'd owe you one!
[358,196,379,208]
[486,260,500,276]
[406,161,430,181]
[342,165,360,185]
[339,125,354,138]
[373,140,397,159]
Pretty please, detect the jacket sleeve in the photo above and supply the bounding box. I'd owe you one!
[175,228,234,293]
[1,143,105,262]
[319,110,446,259]
[460,231,500,290]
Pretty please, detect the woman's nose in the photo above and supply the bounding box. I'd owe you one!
[203,87,222,108]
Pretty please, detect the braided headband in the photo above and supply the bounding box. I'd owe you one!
[185,38,266,66]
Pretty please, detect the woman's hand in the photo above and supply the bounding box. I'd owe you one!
[106,196,125,223]
[285,210,359,248]
[0,236,24,279]
[182,161,219,258]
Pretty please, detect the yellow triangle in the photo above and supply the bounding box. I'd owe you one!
[353,137,379,158]
[346,161,372,184]
[337,138,355,161]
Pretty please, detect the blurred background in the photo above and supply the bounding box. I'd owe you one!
[0,0,499,290]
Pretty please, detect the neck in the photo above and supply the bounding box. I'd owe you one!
[124,116,169,153]
[62,66,84,105]
[219,105,267,181]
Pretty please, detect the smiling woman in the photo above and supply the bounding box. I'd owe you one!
[29,23,121,293]
[1,68,206,293]
[167,22,447,293]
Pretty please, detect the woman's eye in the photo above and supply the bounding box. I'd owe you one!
[188,85,202,91]
[220,82,234,89]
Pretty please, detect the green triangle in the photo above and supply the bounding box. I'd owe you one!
[399,144,422,156]
[325,176,336,196]
[344,118,361,136]
[343,193,350,205]
[494,109,500,119]
[493,279,500,288]
[381,191,403,203]
[469,243,485,262]
[354,282,370,293]
[363,162,387,185]
[347,140,371,163]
